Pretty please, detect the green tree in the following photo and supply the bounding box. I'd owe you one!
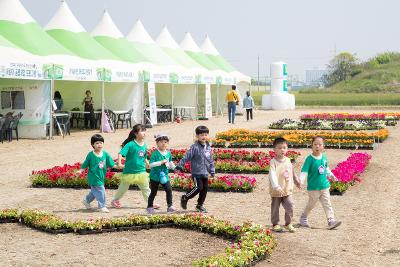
[323,52,358,87]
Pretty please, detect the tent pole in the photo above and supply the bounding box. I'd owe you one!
[142,81,146,124]
[49,64,55,139]
[216,84,220,117]
[101,80,105,133]
[171,84,174,123]
[195,84,198,120]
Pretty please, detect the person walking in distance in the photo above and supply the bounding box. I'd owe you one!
[225,85,240,124]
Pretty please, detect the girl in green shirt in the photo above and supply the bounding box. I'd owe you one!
[111,124,159,209]
[298,136,342,230]
[146,134,177,214]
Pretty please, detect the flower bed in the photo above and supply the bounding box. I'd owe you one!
[330,152,372,195]
[214,129,389,149]
[30,168,258,192]
[0,209,276,266]
[269,119,387,131]
[300,112,400,125]
[155,148,300,162]
[30,149,301,189]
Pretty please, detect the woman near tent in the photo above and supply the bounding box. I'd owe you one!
[53,91,64,111]
[82,90,95,129]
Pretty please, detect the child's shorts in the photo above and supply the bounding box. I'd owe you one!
[114,172,149,186]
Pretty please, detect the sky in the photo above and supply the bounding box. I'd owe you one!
[20,0,400,80]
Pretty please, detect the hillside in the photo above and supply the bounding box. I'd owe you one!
[322,52,400,93]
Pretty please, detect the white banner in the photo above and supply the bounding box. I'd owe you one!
[151,73,169,83]
[0,79,50,125]
[147,82,157,125]
[205,84,212,118]
[0,62,44,79]
[178,74,196,84]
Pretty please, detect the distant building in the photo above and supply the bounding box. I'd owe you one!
[305,69,326,86]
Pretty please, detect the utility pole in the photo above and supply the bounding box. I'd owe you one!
[257,55,260,92]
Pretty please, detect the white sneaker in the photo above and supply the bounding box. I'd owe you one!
[99,207,109,213]
[82,199,91,209]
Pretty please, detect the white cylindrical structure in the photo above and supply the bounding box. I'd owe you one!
[287,93,295,110]
[271,93,289,110]
[270,61,287,79]
[269,62,294,110]
[271,78,288,94]
[261,94,272,109]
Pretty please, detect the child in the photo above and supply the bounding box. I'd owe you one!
[146,133,177,214]
[243,91,255,121]
[299,136,342,230]
[175,125,215,213]
[111,124,157,209]
[79,134,115,213]
[268,137,300,233]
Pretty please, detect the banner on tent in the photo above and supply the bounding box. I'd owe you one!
[205,84,212,118]
[203,75,216,85]
[147,82,157,125]
[223,77,234,85]
[0,62,44,79]
[178,74,196,84]
[43,64,99,81]
[0,80,50,125]
[65,66,97,81]
[152,73,169,83]
[109,69,138,82]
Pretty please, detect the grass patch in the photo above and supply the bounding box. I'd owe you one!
[251,91,400,106]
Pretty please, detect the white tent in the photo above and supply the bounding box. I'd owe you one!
[44,1,144,127]
[156,26,200,120]
[126,20,186,83]
[201,35,250,115]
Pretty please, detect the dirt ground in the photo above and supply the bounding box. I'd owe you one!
[0,108,399,266]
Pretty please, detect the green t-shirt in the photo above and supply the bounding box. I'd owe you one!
[81,151,115,186]
[301,153,330,190]
[149,150,173,183]
[120,140,147,174]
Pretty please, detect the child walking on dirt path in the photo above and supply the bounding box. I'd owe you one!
[111,124,159,210]
[175,126,215,213]
[268,137,300,233]
[299,136,342,230]
[78,134,116,213]
[146,133,177,214]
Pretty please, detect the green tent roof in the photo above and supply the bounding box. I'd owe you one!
[0,20,74,56]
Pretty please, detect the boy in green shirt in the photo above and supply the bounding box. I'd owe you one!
[299,136,341,229]
[78,134,115,213]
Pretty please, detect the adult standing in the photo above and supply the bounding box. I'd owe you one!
[53,91,64,112]
[225,85,240,124]
[243,91,255,121]
[82,90,95,129]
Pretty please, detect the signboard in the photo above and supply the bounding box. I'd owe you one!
[0,62,44,79]
[205,84,212,118]
[0,80,50,125]
[152,73,169,83]
[178,74,196,84]
[147,82,157,125]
